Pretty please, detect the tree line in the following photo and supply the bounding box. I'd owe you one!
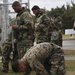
[47,0,75,30]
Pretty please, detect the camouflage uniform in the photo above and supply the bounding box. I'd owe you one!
[73,21,75,30]
[15,7,34,58]
[1,7,34,72]
[21,42,66,75]
[49,16,63,47]
[1,33,18,72]
[34,10,50,43]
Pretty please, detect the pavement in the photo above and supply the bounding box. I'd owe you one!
[62,40,75,50]
[64,55,75,60]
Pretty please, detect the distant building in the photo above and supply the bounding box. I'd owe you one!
[65,29,75,35]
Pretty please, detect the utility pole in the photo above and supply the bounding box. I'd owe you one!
[0,5,2,45]
[28,0,30,9]
[0,3,6,44]
[3,0,9,39]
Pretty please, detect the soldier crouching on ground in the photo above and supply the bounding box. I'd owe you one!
[12,42,66,75]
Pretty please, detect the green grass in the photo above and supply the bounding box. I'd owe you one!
[0,60,75,75]
[65,60,75,75]
[63,34,75,40]
[66,71,75,75]
[0,70,35,75]
[66,60,75,71]
[1,72,35,75]
[0,72,23,75]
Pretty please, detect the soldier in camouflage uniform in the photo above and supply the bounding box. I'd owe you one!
[1,1,34,72]
[12,1,34,58]
[73,21,75,30]
[32,5,50,44]
[12,42,66,75]
[49,15,63,47]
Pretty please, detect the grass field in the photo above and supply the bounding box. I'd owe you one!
[63,34,75,40]
[66,60,75,75]
[0,60,75,75]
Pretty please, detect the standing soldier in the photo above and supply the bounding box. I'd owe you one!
[32,5,50,45]
[73,21,75,30]
[12,1,34,57]
[49,14,63,47]
[1,1,34,72]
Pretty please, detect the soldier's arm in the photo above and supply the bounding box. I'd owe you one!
[36,14,50,29]
[42,14,50,25]
[18,12,34,30]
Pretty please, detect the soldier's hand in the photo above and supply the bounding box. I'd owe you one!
[10,25,18,29]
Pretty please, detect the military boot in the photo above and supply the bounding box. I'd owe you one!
[2,65,9,73]
[0,66,8,73]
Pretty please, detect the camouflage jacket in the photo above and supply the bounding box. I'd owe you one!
[21,42,62,67]
[50,16,63,31]
[34,10,50,43]
[73,21,75,30]
[13,7,34,42]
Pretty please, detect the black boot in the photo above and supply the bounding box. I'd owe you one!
[2,68,8,73]
[0,66,8,73]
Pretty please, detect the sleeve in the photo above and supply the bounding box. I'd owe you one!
[42,14,50,25]
[18,12,34,30]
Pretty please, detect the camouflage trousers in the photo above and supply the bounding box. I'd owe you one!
[1,40,33,71]
[17,40,33,58]
[48,54,65,75]
[59,32,63,47]
[1,42,18,71]
[50,31,62,47]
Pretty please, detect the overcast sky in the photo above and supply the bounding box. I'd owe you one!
[23,0,75,10]
[8,0,75,10]
[0,0,75,10]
